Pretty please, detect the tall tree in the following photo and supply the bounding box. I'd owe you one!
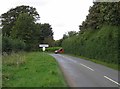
[0,5,40,36]
[79,2,120,31]
[68,31,77,37]
[40,23,53,43]
[11,13,37,50]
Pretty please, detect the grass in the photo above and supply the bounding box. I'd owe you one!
[2,52,67,87]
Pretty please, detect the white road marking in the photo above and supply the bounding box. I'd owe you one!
[104,76,120,86]
[56,54,120,86]
[60,55,77,63]
[60,55,94,71]
[80,63,94,71]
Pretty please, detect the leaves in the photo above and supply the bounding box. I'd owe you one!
[1,5,40,36]
[79,2,120,31]
[1,5,54,52]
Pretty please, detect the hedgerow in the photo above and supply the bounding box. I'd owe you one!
[62,25,118,64]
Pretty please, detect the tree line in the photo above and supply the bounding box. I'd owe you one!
[79,2,120,31]
[1,5,54,53]
[61,2,119,64]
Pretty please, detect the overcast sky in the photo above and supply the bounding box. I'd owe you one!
[0,0,94,40]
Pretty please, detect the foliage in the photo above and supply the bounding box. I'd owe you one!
[0,30,2,55]
[1,5,40,36]
[43,37,55,47]
[11,39,26,52]
[10,13,38,51]
[67,31,78,37]
[38,23,54,47]
[55,31,78,47]
[62,25,119,65]
[79,2,120,31]
[46,47,62,53]
[1,5,54,52]
[2,52,67,87]
[2,36,26,53]
[35,23,54,46]
[11,13,34,38]
[62,2,119,66]
[40,23,53,42]
[54,39,63,47]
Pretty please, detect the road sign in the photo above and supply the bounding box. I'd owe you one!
[39,44,49,51]
[39,44,49,47]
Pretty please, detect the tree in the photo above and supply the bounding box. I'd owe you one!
[11,13,34,40]
[79,2,120,31]
[54,39,63,47]
[0,5,40,36]
[1,5,55,51]
[43,37,55,47]
[68,31,77,37]
[11,13,37,50]
[40,23,53,43]
[63,31,77,39]
[55,31,77,47]
[34,23,43,45]
[63,34,68,40]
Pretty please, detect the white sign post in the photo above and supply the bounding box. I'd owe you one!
[39,44,49,52]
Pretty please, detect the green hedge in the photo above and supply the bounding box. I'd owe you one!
[2,36,26,53]
[46,47,61,52]
[62,25,118,64]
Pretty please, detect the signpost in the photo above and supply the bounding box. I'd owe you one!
[39,44,49,52]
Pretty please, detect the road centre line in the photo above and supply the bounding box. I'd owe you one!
[59,55,120,86]
[60,55,77,63]
[80,63,94,71]
[60,55,94,71]
[104,76,120,86]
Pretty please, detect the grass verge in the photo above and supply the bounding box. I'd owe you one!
[2,52,67,87]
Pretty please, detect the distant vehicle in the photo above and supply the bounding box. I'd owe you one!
[55,48,64,54]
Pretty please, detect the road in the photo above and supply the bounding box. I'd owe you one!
[50,54,119,87]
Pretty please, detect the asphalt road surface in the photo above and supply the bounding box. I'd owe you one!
[50,54,119,87]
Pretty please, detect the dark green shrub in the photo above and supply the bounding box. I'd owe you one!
[12,38,26,52]
[2,36,13,53]
[2,36,26,53]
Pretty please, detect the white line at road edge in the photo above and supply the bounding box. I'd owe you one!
[80,63,94,71]
[104,76,120,86]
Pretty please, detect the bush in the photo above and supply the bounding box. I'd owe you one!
[2,36,13,53]
[12,38,26,52]
[2,36,26,53]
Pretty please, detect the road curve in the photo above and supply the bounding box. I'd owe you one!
[50,54,119,87]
